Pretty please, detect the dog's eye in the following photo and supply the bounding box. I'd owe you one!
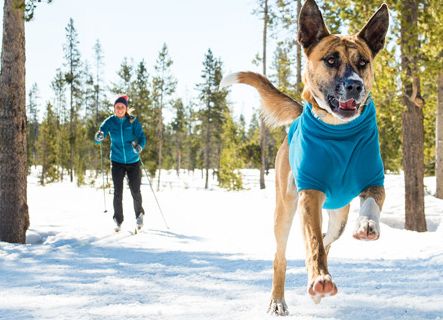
[323,53,340,68]
[358,59,368,68]
[326,57,336,66]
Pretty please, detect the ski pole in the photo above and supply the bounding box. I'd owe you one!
[99,143,108,213]
[139,158,169,230]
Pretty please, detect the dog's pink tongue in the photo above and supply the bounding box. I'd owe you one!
[339,99,357,110]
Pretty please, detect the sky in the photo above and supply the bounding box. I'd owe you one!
[0,0,266,121]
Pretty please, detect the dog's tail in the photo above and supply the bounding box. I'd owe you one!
[220,71,303,127]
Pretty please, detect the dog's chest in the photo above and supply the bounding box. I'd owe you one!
[287,101,384,210]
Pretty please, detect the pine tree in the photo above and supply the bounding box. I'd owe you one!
[161,125,175,170]
[74,123,89,186]
[151,44,177,191]
[83,62,96,119]
[271,44,293,96]
[372,48,403,172]
[242,112,262,169]
[185,102,203,172]
[37,103,59,185]
[131,60,151,125]
[171,98,188,175]
[212,57,229,174]
[51,68,68,123]
[218,109,243,190]
[63,18,83,182]
[111,57,133,96]
[51,69,69,181]
[197,49,228,189]
[93,39,106,126]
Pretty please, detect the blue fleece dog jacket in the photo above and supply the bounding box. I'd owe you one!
[287,99,384,210]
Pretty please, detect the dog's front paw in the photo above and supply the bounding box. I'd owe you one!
[353,216,380,240]
[307,275,337,304]
[268,298,289,316]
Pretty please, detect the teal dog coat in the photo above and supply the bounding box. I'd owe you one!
[287,99,384,210]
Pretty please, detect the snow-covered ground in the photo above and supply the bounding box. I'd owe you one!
[1,170,442,320]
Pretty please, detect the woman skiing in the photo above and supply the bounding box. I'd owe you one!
[95,95,147,232]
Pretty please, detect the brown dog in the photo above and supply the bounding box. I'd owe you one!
[221,0,389,316]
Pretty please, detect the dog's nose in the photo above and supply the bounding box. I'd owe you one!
[344,79,363,97]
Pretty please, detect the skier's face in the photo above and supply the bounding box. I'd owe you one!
[114,103,127,118]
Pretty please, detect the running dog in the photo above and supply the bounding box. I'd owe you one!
[221,0,389,316]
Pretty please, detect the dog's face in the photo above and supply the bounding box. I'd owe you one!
[303,35,375,121]
[298,0,389,122]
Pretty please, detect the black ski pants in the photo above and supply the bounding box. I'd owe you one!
[111,161,144,225]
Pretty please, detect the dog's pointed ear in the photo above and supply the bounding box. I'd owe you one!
[298,0,330,52]
[357,4,389,57]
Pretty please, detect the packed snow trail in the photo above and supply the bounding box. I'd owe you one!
[0,172,442,319]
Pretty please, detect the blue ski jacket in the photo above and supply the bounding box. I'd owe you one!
[287,98,384,210]
[97,115,146,164]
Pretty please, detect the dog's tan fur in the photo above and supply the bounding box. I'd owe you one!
[221,0,389,315]
[302,35,375,125]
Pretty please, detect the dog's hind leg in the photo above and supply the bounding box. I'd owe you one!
[298,190,337,304]
[268,140,297,316]
[323,205,350,253]
[353,186,385,241]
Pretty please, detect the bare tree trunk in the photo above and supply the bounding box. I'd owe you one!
[0,0,29,243]
[400,0,426,232]
[402,108,426,231]
[259,0,269,190]
[436,71,443,199]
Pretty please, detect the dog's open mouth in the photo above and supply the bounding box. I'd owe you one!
[327,96,360,118]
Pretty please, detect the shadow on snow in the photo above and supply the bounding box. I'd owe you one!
[0,229,442,320]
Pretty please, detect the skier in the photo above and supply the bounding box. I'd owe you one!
[94,95,147,232]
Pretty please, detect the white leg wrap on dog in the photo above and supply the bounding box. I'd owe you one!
[359,197,380,221]
[354,197,380,238]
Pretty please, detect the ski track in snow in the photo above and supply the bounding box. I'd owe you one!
[0,171,442,320]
